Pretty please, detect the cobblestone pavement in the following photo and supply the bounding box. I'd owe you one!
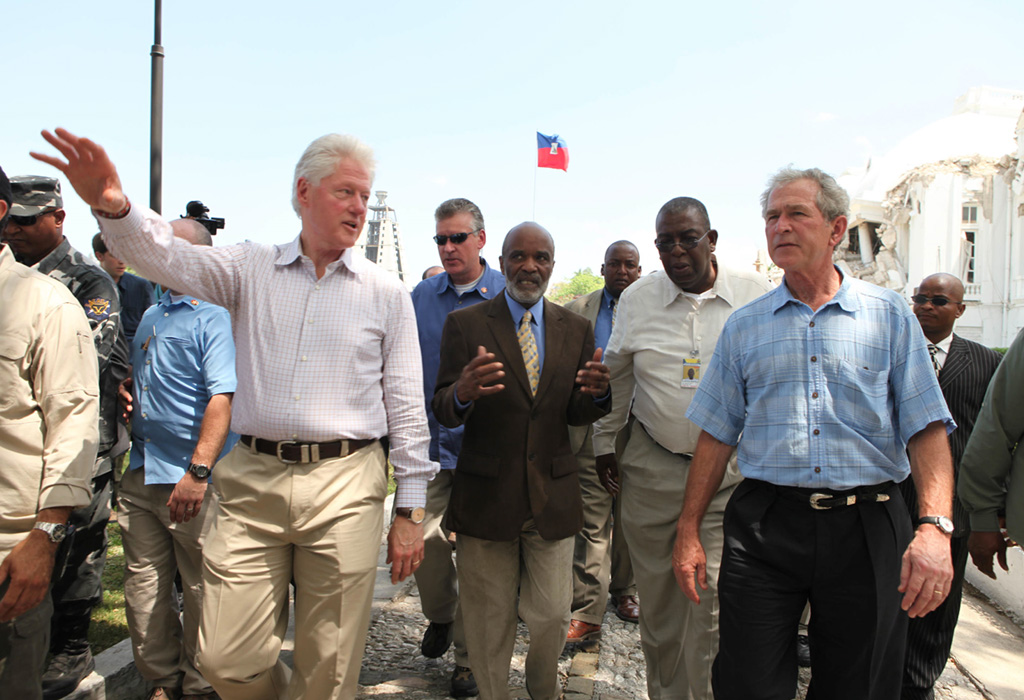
[356,579,987,699]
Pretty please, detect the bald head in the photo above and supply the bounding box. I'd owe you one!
[912,273,966,343]
[500,222,555,306]
[172,218,213,247]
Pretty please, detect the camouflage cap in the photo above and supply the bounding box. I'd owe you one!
[0,165,11,208]
[10,175,63,216]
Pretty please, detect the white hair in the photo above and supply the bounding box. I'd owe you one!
[291,134,376,216]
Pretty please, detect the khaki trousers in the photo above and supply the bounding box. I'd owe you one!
[571,430,635,625]
[620,425,737,700]
[118,464,216,694]
[457,522,573,700]
[197,441,387,700]
[412,469,469,666]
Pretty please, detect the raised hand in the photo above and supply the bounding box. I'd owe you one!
[30,128,127,214]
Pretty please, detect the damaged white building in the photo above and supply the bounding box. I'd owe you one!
[838,86,1024,347]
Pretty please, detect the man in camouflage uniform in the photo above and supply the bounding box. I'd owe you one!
[3,176,129,699]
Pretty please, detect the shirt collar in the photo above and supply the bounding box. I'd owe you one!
[436,258,495,296]
[933,332,954,354]
[275,235,361,277]
[159,291,202,310]
[33,237,72,275]
[658,259,729,307]
[772,265,858,315]
[504,290,544,327]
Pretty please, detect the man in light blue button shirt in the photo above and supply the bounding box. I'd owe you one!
[673,168,956,700]
[118,218,237,700]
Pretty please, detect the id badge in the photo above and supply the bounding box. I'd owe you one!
[681,358,701,388]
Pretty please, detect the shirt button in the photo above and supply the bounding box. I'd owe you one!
[143,386,148,391]
[164,312,169,317]
[293,434,298,439]
[145,437,151,443]
[294,394,301,401]
[812,392,818,398]
[813,428,820,435]
[301,356,308,361]
[814,467,821,473]
[308,319,314,324]
[141,412,147,418]
[809,321,815,327]
[811,356,817,362]
[315,284,320,290]
[145,360,151,365]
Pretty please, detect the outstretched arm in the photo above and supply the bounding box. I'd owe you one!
[31,129,128,215]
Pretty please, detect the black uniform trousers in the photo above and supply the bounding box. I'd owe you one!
[713,478,913,700]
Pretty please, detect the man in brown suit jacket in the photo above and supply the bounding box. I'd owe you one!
[432,222,611,700]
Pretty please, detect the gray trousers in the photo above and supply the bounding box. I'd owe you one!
[0,579,53,700]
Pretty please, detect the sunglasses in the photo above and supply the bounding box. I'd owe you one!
[911,294,960,307]
[433,232,476,246]
[654,229,712,253]
[9,209,57,227]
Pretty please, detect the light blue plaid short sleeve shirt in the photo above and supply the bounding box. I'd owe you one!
[686,271,954,489]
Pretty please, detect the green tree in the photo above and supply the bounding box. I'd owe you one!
[546,267,604,305]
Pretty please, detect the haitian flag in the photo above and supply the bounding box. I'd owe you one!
[537,132,569,171]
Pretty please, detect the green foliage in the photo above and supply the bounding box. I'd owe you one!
[546,268,604,305]
[89,522,129,654]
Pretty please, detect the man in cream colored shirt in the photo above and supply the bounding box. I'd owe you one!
[591,196,770,700]
[0,164,99,700]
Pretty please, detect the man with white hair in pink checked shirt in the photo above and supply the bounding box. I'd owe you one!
[32,128,438,700]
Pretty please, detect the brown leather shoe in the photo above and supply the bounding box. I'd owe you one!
[566,618,601,642]
[613,594,640,622]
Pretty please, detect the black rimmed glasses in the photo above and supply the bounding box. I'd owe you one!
[433,231,477,246]
[911,295,960,307]
[654,229,712,253]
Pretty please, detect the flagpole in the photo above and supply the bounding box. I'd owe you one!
[532,162,538,220]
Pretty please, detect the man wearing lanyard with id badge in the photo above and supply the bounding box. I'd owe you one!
[591,197,771,700]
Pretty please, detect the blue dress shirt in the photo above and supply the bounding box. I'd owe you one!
[504,293,546,371]
[411,260,505,469]
[128,293,239,484]
[686,271,954,489]
[117,271,157,344]
[592,289,616,356]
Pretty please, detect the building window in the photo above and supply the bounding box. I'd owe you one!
[961,204,978,285]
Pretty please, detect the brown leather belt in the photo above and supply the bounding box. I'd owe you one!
[240,435,377,464]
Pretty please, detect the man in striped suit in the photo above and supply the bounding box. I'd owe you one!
[900,272,1002,700]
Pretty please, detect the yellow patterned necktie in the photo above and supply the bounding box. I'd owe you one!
[518,310,540,396]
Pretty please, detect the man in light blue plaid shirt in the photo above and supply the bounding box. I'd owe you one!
[672,167,957,700]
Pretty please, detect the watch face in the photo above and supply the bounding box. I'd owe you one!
[938,516,955,534]
[189,464,211,479]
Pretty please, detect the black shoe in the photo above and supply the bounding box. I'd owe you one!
[450,665,479,698]
[796,634,811,668]
[421,621,454,658]
[42,647,95,700]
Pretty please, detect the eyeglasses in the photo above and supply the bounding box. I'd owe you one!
[654,229,711,253]
[433,231,476,246]
[911,294,960,307]
[9,209,57,227]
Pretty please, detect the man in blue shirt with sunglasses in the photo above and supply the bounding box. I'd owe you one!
[410,198,504,698]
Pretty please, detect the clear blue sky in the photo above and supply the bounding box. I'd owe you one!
[4,0,1022,283]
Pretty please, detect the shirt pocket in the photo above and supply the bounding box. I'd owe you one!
[0,333,30,411]
[154,336,200,378]
[828,357,890,437]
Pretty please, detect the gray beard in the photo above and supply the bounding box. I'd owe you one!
[506,277,547,306]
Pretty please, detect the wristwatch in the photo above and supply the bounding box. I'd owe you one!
[918,515,955,535]
[188,462,212,479]
[394,507,426,524]
[33,522,69,544]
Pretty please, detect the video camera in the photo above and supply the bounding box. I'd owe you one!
[183,200,225,236]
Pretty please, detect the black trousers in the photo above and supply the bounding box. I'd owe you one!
[713,479,912,700]
[901,534,969,700]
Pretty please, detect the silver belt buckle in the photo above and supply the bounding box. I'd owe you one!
[276,440,299,464]
[809,493,831,510]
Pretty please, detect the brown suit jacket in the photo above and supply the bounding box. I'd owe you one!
[432,291,610,541]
